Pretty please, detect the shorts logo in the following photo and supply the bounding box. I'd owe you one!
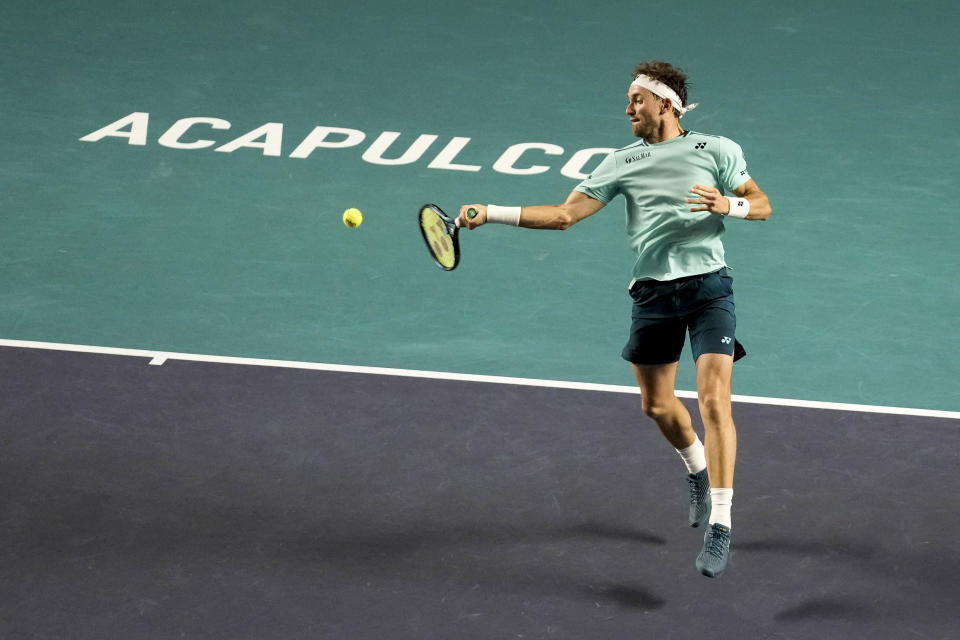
[625,151,651,163]
[721,336,732,344]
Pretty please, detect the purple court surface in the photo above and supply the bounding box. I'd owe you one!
[1,345,957,639]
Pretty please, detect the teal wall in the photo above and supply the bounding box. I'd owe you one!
[2,1,958,410]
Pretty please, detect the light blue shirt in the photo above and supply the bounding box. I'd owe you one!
[575,131,751,282]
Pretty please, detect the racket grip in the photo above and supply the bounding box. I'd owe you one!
[456,207,478,228]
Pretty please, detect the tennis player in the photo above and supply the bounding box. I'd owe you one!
[457,60,771,578]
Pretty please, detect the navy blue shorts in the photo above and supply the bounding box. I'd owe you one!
[621,267,746,365]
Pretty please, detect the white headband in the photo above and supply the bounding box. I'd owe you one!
[631,74,698,117]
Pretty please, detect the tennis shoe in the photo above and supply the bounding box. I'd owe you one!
[686,469,711,528]
[696,523,732,578]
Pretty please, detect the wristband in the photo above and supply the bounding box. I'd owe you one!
[725,196,750,219]
[486,204,522,226]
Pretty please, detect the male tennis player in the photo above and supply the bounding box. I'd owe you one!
[457,60,770,578]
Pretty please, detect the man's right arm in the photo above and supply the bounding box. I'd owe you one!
[457,189,606,231]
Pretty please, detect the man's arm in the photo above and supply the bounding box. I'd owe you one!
[688,179,772,220]
[457,189,606,230]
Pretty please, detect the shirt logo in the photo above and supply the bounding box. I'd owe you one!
[625,151,651,163]
[694,142,707,149]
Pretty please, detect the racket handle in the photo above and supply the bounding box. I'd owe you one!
[456,207,478,228]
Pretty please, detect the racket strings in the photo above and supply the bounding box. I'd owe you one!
[420,210,456,268]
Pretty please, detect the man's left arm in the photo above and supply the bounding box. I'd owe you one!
[687,179,772,220]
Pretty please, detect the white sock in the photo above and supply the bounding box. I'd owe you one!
[675,437,706,475]
[709,488,733,528]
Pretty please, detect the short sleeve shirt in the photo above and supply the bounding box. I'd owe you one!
[575,131,751,282]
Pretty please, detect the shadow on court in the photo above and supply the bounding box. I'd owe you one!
[1,346,957,639]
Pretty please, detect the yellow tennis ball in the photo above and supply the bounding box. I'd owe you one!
[342,207,363,228]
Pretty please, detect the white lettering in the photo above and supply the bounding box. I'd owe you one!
[289,126,366,159]
[79,112,150,145]
[427,137,482,172]
[493,143,564,175]
[215,123,284,156]
[361,131,438,166]
[561,147,615,180]
[158,117,231,150]
[78,113,609,181]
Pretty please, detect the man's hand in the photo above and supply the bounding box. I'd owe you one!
[687,185,730,215]
[457,204,487,229]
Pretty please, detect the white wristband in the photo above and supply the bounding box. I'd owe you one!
[486,204,522,226]
[725,196,750,219]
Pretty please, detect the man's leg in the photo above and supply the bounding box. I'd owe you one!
[694,352,736,577]
[694,353,736,490]
[631,362,710,527]
[631,362,693,449]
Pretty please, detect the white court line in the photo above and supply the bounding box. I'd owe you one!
[2,338,958,420]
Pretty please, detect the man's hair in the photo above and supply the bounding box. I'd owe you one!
[632,60,690,117]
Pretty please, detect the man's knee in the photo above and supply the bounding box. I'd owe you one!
[695,353,734,427]
[642,395,680,422]
[698,392,732,427]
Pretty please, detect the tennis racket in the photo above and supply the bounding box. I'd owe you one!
[418,204,476,271]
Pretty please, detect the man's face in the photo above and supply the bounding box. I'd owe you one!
[626,85,662,139]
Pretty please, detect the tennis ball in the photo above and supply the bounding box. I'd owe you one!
[342,207,363,228]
